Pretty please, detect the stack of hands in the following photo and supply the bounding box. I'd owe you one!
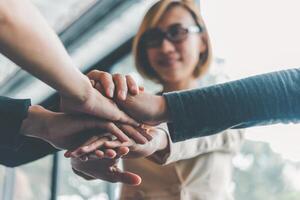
[20,70,170,185]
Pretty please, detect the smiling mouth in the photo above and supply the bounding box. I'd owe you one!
[158,57,180,67]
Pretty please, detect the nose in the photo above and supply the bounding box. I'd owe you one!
[160,38,176,53]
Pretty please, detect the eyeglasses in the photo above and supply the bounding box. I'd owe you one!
[141,23,204,48]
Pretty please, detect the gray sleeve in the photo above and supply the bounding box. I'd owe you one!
[164,68,300,142]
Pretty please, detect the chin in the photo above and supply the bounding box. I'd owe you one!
[162,74,184,83]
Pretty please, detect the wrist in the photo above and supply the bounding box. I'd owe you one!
[156,96,171,124]
[76,75,94,103]
[20,105,47,139]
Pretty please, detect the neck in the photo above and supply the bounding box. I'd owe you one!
[162,78,198,92]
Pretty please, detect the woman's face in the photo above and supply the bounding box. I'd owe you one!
[146,6,205,83]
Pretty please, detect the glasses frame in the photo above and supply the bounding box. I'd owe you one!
[141,23,204,48]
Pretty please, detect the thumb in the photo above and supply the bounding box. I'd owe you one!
[113,168,142,185]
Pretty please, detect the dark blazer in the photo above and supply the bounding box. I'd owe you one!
[0,96,57,167]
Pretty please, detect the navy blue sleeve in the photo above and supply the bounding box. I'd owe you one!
[0,96,58,167]
[0,96,31,150]
[0,137,58,167]
[164,68,300,142]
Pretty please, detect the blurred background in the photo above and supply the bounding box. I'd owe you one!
[0,0,300,199]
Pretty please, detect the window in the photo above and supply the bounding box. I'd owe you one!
[0,166,5,197]
[201,0,300,199]
[56,153,110,200]
[12,156,52,200]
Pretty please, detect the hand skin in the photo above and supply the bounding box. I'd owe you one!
[65,125,153,158]
[0,0,91,102]
[85,70,170,126]
[87,71,139,100]
[0,1,137,127]
[20,105,130,150]
[69,128,169,186]
[68,127,169,161]
[117,91,171,126]
[85,70,155,143]
[71,147,142,186]
[60,86,138,127]
[64,134,128,159]
[104,127,169,159]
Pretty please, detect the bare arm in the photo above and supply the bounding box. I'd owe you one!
[0,0,91,102]
[0,2,139,127]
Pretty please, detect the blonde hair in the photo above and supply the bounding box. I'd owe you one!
[133,0,212,82]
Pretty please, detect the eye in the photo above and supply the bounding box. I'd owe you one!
[167,24,187,40]
[142,28,164,48]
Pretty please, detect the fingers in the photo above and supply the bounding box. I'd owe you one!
[117,170,142,185]
[95,121,130,142]
[72,115,132,143]
[136,126,153,141]
[87,70,140,100]
[110,167,142,185]
[70,138,129,161]
[87,70,115,98]
[79,145,129,161]
[125,75,139,95]
[103,140,126,149]
[103,149,117,158]
[112,73,128,100]
[94,82,105,95]
[116,111,140,127]
[86,145,129,160]
[139,86,145,92]
[118,124,148,144]
[66,136,110,158]
[117,146,130,157]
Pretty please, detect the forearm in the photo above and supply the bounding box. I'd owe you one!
[0,0,91,102]
[164,68,300,142]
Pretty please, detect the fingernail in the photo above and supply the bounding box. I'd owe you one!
[108,88,114,98]
[131,86,138,94]
[90,80,95,87]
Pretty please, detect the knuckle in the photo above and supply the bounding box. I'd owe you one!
[125,74,132,80]
[99,72,111,79]
[113,73,125,81]
[125,75,135,83]
[88,70,99,76]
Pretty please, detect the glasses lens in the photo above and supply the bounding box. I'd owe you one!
[142,29,164,48]
[166,24,188,42]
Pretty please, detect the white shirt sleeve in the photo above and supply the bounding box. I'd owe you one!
[150,123,245,165]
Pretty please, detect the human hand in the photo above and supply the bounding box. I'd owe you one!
[86,70,169,126]
[20,105,132,150]
[60,70,139,127]
[71,149,142,185]
[104,127,168,159]
[87,70,140,100]
[65,125,152,159]
[67,126,168,160]
[117,91,170,126]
